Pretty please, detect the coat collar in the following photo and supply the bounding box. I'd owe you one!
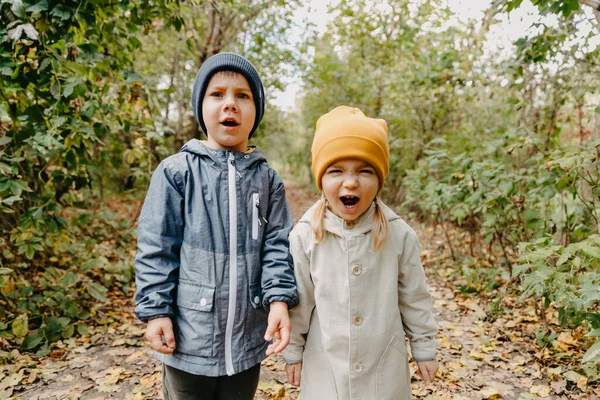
[299,200,400,237]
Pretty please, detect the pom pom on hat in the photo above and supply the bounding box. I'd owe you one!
[191,52,265,138]
[311,106,389,191]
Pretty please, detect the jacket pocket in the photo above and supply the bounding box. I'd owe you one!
[174,280,215,357]
[376,335,411,400]
[301,345,338,399]
[252,192,259,240]
[244,283,268,352]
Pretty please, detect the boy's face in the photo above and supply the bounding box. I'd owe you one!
[202,71,256,152]
[321,158,379,221]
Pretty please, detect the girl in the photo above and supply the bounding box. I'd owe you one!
[282,106,438,400]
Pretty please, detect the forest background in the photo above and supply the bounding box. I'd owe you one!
[1,0,600,397]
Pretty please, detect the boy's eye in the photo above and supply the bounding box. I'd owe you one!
[327,169,342,174]
[360,169,374,174]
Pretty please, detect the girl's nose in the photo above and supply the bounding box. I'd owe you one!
[343,174,359,188]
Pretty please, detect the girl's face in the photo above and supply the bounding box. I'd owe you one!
[321,158,379,221]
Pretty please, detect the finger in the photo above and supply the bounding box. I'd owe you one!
[163,329,176,350]
[279,325,290,349]
[293,365,302,386]
[422,367,433,383]
[270,331,288,354]
[286,367,295,385]
[416,368,424,380]
[264,321,277,341]
[265,343,275,356]
[149,334,165,352]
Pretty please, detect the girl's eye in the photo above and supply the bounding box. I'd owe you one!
[237,93,250,99]
[210,92,223,97]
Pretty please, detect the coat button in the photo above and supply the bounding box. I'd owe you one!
[254,296,260,305]
[353,362,363,373]
[352,265,362,276]
[200,298,207,307]
[344,220,355,229]
[353,315,363,326]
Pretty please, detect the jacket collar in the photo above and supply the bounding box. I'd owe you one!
[180,139,267,170]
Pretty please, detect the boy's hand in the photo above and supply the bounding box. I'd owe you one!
[146,317,176,354]
[416,359,438,383]
[285,361,302,386]
[264,301,290,355]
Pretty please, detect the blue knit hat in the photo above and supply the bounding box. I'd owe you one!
[191,52,265,138]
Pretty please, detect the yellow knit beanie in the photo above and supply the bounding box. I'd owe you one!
[312,106,389,191]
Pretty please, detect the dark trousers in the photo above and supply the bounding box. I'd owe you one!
[162,363,261,400]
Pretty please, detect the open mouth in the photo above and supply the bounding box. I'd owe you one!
[340,195,359,208]
[221,119,239,127]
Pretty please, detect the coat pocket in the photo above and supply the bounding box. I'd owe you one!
[244,283,268,352]
[376,335,411,400]
[301,346,338,399]
[174,280,215,357]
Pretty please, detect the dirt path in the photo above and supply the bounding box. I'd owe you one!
[3,181,597,399]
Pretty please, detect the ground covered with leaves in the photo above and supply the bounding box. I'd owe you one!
[1,181,598,399]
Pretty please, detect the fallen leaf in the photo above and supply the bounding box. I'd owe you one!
[530,384,550,397]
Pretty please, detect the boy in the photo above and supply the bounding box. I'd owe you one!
[134,52,298,400]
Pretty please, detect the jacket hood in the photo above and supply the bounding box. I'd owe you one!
[298,200,400,237]
[180,139,267,168]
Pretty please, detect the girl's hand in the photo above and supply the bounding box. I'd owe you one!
[285,362,302,386]
[264,301,290,355]
[416,359,438,383]
[146,317,176,354]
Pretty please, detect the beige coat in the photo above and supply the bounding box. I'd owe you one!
[282,202,437,400]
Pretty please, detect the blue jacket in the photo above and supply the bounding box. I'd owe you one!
[134,139,298,377]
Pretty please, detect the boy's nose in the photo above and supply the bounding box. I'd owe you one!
[223,96,238,112]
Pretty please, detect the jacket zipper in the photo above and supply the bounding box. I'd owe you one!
[252,193,259,240]
[225,152,237,376]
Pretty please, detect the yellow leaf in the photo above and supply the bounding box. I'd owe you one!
[480,387,502,398]
[530,384,550,397]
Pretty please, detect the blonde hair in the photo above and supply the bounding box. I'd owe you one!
[310,196,389,251]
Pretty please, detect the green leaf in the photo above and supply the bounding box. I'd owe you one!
[21,333,43,350]
[556,252,570,267]
[61,324,74,339]
[2,196,22,206]
[0,136,10,146]
[49,4,71,20]
[84,282,108,301]
[59,272,80,288]
[127,36,142,51]
[595,106,600,114]
[582,340,600,363]
[81,257,106,271]
[26,0,48,13]
[580,243,600,259]
[42,316,63,341]
[36,342,51,357]
[77,323,89,336]
[586,328,600,338]
[0,267,13,275]
[506,0,524,12]
[12,314,28,338]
